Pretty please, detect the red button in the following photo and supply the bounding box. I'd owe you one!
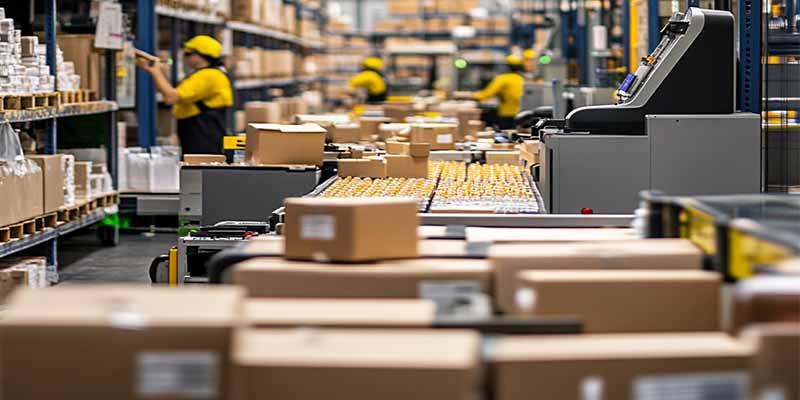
[580,208,594,214]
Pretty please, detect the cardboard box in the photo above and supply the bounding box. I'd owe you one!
[411,124,458,150]
[0,160,45,227]
[245,101,282,124]
[489,333,753,400]
[246,123,326,166]
[486,151,521,165]
[327,124,361,143]
[489,239,705,313]
[242,298,436,328]
[385,154,428,178]
[233,258,492,299]
[26,155,64,214]
[359,117,392,141]
[0,285,243,400]
[741,323,800,400]
[386,141,410,155]
[57,34,101,93]
[514,270,721,332]
[284,197,419,262]
[409,143,431,157]
[232,329,481,400]
[337,158,388,178]
[73,161,92,200]
[183,154,226,165]
[733,276,800,332]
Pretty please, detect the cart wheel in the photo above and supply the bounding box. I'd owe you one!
[149,254,170,284]
[97,225,119,246]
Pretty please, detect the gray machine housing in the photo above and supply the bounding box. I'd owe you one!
[180,165,320,226]
[539,114,761,214]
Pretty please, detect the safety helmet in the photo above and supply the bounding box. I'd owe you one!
[362,57,384,70]
[522,48,536,60]
[506,55,524,67]
[184,35,223,59]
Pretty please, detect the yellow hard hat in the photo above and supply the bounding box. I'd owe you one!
[506,55,524,67]
[184,35,222,59]
[362,57,383,70]
[522,49,536,60]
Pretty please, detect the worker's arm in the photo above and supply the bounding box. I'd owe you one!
[137,58,180,105]
[348,71,369,89]
[474,76,505,101]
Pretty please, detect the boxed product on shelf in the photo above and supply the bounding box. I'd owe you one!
[282,3,296,34]
[0,257,48,300]
[489,239,705,313]
[487,333,753,400]
[741,323,800,400]
[231,329,481,400]
[57,34,101,94]
[26,155,65,214]
[245,123,326,166]
[233,258,492,299]
[262,0,282,29]
[0,285,244,399]
[232,0,262,24]
[242,298,437,328]
[73,161,92,201]
[513,270,721,332]
[283,197,419,262]
[61,154,75,206]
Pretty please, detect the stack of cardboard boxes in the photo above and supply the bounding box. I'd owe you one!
[229,48,294,79]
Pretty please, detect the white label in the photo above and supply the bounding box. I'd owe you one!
[94,1,123,50]
[436,134,453,144]
[300,214,336,240]
[633,371,749,400]
[137,352,218,399]
[418,280,490,318]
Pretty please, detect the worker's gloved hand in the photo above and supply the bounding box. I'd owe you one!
[136,57,160,74]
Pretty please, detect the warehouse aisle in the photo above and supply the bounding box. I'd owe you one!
[58,231,176,284]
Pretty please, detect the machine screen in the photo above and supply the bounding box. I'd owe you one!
[619,73,636,93]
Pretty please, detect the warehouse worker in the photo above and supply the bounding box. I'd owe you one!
[349,57,387,104]
[474,55,525,130]
[136,35,232,154]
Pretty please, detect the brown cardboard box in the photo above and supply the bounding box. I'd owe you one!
[245,101,282,124]
[26,155,64,214]
[242,298,436,328]
[514,270,721,332]
[385,154,428,178]
[741,323,800,400]
[409,143,431,157]
[489,333,753,400]
[0,160,45,227]
[359,117,392,141]
[327,124,361,143]
[233,258,492,299]
[73,161,92,200]
[57,34,101,93]
[284,197,419,261]
[184,154,226,165]
[0,285,243,400]
[246,123,326,166]
[383,102,417,121]
[466,227,639,243]
[232,328,481,400]
[411,123,458,150]
[337,158,388,178]
[386,141,410,155]
[733,276,800,332]
[489,239,705,313]
[486,151,521,165]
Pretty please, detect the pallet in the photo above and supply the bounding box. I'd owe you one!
[97,193,120,207]
[1,95,21,111]
[35,212,58,231]
[57,204,80,222]
[0,219,36,243]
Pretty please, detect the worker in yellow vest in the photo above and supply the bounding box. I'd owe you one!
[137,35,233,154]
[349,57,388,104]
[474,55,525,130]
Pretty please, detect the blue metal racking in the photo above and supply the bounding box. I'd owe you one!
[0,1,121,271]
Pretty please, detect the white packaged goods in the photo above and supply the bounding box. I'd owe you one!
[124,147,180,192]
[0,14,58,94]
[61,154,76,207]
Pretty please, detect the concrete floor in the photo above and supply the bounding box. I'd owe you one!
[58,231,175,284]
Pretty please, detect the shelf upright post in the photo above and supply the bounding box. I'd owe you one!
[622,0,630,72]
[105,50,119,189]
[738,0,761,114]
[136,0,157,148]
[648,0,660,52]
[43,0,59,270]
[170,18,181,86]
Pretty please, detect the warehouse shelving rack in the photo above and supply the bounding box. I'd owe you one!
[136,0,328,146]
[0,1,121,276]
